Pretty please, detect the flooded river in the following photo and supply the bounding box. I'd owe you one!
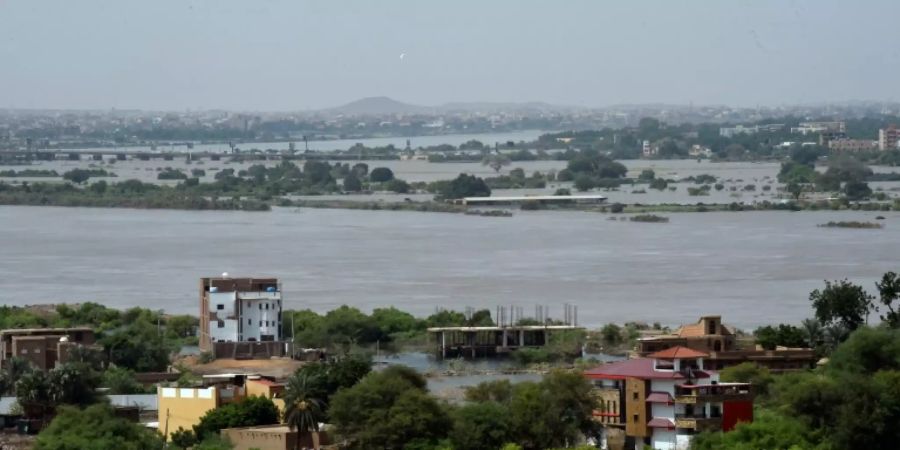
[1,205,896,329]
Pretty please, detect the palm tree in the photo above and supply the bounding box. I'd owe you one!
[283,373,325,450]
[824,324,848,352]
[801,318,823,348]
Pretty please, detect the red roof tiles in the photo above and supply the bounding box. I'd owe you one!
[647,417,676,429]
[646,392,674,403]
[647,346,709,359]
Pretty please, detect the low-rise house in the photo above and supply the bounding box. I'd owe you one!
[0,327,95,371]
[157,374,286,440]
[828,139,878,152]
[585,346,754,450]
[636,316,815,372]
[222,424,330,450]
[158,384,244,439]
[688,145,712,158]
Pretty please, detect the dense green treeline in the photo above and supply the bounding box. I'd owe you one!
[283,306,494,350]
[0,303,196,373]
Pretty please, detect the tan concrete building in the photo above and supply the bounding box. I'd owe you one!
[828,139,878,152]
[0,327,95,371]
[222,425,330,450]
[880,125,899,151]
[636,316,815,372]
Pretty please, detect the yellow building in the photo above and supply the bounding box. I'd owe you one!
[245,377,286,414]
[157,376,287,440]
[157,386,244,439]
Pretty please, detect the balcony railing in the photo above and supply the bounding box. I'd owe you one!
[675,385,753,404]
[674,415,722,431]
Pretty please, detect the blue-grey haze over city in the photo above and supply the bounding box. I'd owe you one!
[2,0,899,110]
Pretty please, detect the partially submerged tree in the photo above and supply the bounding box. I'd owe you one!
[809,279,874,334]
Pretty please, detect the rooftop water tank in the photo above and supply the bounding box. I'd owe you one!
[210,287,219,293]
[266,286,276,293]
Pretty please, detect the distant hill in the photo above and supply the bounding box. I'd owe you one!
[323,97,586,116]
[329,97,428,115]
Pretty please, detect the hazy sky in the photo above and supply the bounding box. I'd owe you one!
[2,0,899,111]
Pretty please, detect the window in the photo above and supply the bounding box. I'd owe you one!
[632,391,639,400]
[248,319,251,325]
[259,304,262,310]
[217,304,224,310]
[632,414,639,423]
[259,321,262,326]
[217,320,224,328]
[265,303,269,310]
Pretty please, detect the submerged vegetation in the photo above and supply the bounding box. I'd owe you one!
[818,221,883,229]
[629,214,670,223]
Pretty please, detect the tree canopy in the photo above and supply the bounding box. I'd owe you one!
[329,365,450,450]
[193,395,279,440]
[810,278,875,332]
[437,174,491,200]
[369,167,395,182]
[35,404,164,450]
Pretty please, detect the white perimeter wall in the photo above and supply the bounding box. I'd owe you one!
[651,429,676,450]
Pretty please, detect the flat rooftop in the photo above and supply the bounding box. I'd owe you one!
[1,327,93,336]
[427,325,582,332]
[203,277,279,293]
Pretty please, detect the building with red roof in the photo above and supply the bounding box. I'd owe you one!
[585,346,754,450]
[636,315,815,372]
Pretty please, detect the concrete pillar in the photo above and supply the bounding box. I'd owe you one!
[519,330,525,347]
[441,331,446,359]
[502,329,508,348]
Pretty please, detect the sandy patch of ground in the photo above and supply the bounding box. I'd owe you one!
[180,357,305,379]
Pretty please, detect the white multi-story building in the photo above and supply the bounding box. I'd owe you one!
[199,276,283,353]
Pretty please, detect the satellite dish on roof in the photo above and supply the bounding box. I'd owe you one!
[222,272,229,278]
